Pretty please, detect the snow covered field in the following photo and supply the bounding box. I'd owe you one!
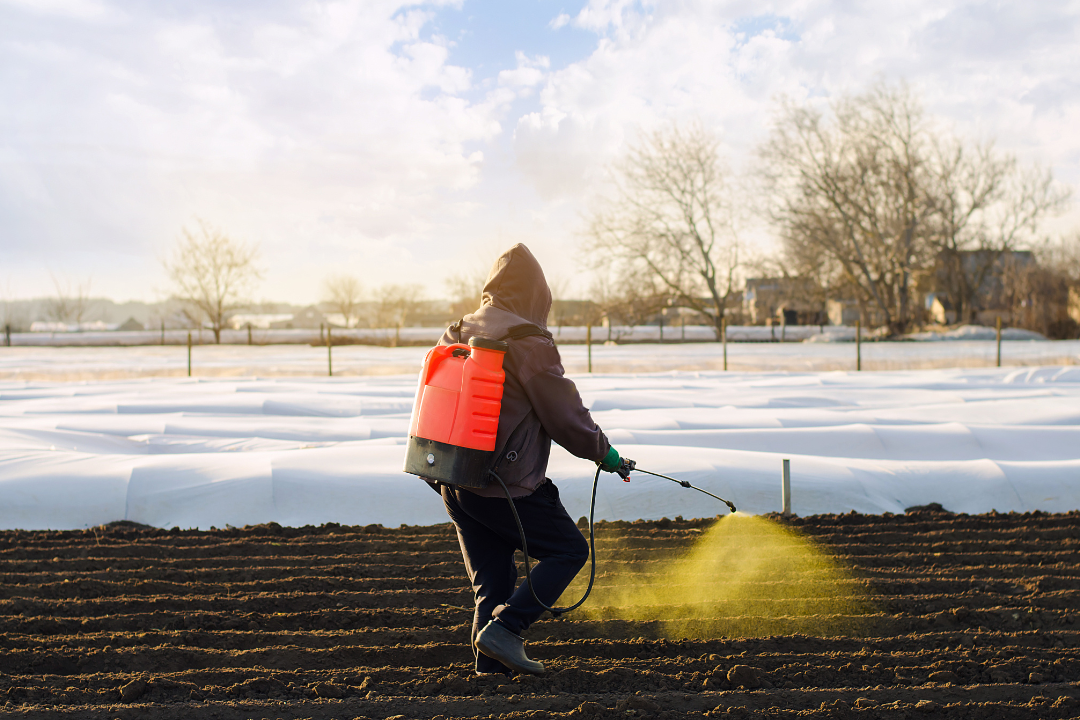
[1,366,1078,530]
[2,338,1078,380]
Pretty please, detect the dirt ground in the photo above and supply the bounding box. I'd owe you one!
[1,507,1078,719]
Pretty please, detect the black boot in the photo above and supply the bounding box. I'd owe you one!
[475,621,544,675]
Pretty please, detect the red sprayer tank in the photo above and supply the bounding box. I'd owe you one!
[402,336,508,487]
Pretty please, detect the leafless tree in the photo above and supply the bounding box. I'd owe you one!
[585,121,741,339]
[445,269,487,320]
[0,281,25,333]
[46,274,93,326]
[375,284,424,347]
[760,83,935,335]
[163,220,262,343]
[762,81,1070,334]
[589,267,668,341]
[322,274,363,328]
[928,141,1070,323]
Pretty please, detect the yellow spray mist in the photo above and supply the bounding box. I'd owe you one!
[562,514,877,639]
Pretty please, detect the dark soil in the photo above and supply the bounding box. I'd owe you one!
[1,509,1078,719]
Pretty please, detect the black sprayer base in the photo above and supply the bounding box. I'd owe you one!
[403,436,493,488]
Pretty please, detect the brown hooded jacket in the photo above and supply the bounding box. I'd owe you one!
[435,243,611,498]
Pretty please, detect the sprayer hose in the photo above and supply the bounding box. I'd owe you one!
[487,466,601,618]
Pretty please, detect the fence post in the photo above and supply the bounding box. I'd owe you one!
[187,332,192,377]
[327,326,333,377]
[996,316,1002,368]
[247,323,252,346]
[4,324,9,347]
[586,324,592,373]
[160,320,164,346]
[658,317,663,343]
[856,320,862,372]
[782,458,791,516]
[722,317,728,371]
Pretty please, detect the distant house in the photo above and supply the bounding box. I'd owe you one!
[743,277,821,325]
[117,317,145,332]
[229,314,293,330]
[826,299,860,326]
[270,306,327,330]
[926,294,956,325]
[825,299,887,327]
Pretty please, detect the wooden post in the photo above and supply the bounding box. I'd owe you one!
[160,320,164,346]
[327,326,333,377]
[586,324,592,374]
[681,317,685,341]
[782,459,791,516]
[658,317,663,343]
[722,317,728,371]
[320,322,324,345]
[4,324,9,347]
[247,323,252,346]
[856,320,862,372]
[187,332,192,377]
[996,315,1002,368]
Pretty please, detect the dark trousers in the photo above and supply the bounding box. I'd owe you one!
[440,480,589,674]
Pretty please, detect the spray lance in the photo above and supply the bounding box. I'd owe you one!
[402,334,737,617]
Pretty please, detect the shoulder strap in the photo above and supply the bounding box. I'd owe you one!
[499,323,553,342]
[448,318,464,343]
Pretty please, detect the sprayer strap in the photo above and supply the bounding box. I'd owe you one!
[499,324,553,342]
[449,319,464,344]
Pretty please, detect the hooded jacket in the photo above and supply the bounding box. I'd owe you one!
[436,243,611,498]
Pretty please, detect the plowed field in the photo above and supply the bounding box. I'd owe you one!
[2,508,1078,719]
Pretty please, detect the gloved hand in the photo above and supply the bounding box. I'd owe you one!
[599,447,635,480]
[614,456,636,480]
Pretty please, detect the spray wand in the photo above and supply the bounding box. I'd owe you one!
[489,461,736,618]
[631,467,737,514]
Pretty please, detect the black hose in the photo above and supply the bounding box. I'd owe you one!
[488,466,601,618]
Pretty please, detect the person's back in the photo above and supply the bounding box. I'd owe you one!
[425,243,632,675]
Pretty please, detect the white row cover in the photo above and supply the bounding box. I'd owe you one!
[0,366,1078,530]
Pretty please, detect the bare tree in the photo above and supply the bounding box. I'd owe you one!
[928,141,1070,323]
[589,267,667,340]
[762,81,1070,335]
[0,280,26,333]
[761,83,934,335]
[375,284,424,347]
[163,220,262,343]
[585,121,741,339]
[445,269,487,320]
[46,274,92,326]
[322,274,363,328]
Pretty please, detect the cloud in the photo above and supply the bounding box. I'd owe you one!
[549,13,570,30]
[0,0,516,299]
[511,0,1080,211]
[1,0,1078,301]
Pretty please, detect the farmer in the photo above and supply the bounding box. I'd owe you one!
[429,243,632,676]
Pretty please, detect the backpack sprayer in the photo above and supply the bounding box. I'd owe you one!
[403,334,736,616]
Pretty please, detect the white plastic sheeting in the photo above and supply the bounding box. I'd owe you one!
[0,366,1078,529]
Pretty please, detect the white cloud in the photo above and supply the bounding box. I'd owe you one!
[1,0,1078,302]
[0,0,516,300]
[512,0,1080,228]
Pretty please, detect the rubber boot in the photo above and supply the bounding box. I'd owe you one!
[475,621,544,675]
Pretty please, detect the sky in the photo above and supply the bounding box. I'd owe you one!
[1,0,1079,304]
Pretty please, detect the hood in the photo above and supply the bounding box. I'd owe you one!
[480,243,551,327]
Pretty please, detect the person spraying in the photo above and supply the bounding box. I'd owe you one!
[404,243,632,676]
